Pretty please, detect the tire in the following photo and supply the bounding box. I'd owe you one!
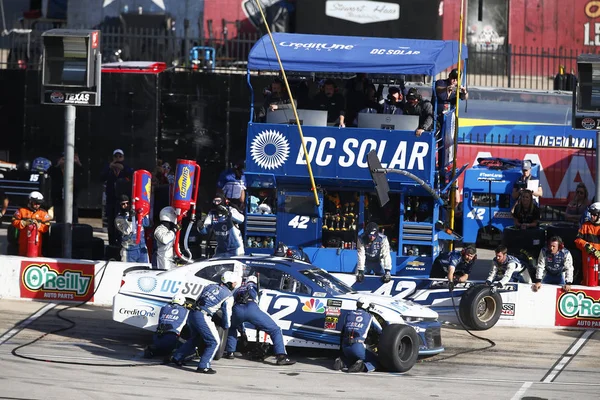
[459,285,502,330]
[91,237,105,260]
[377,324,419,373]
[212,326,228,361]
[50,223,94,246]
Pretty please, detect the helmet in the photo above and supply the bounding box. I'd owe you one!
[365,222,378,237]
[222,271,240,286]
[356,297,371,310]
[159,206,177,224]
[246,275,258,285]
[29,191,44,203]
[274,242,289,257]
[172,294,186,306]
[31,157,52,172]
[589,202,600,217]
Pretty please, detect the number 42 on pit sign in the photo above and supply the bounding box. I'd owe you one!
[288,215,310,229]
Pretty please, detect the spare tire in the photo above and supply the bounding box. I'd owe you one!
[459,285,503,330]
[377,324,419,373]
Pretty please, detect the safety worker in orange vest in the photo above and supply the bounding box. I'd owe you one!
[11,191,51,257]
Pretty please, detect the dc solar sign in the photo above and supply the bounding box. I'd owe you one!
[41,29,102,107]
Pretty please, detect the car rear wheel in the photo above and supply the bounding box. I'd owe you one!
[459,285,502,330]
[377,324,419,373]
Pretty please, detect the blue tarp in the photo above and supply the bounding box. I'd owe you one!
[248,33,468,76]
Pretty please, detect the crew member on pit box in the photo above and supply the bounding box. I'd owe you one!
[434,68,468,113]
[312,79,346,127]
[144,295,189,359]
[533,236,573,292]
[575,202,600,286]
[153,206,180,270]
[100,149,134,245]
[486,245,525,288]
[171,271,240,374]
[403,88,435,137]
[430,245,477,290]
[512,160,543,204]
[197,193,245,257]
[355,222,392,283]
[114,195,150,263]
[512,189,540,230]
[333,297,382,373]
[224,275,296,365]
[216,160,246,210]
[11,191,51,257]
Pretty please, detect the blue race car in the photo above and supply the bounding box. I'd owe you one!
[113,255,444,372]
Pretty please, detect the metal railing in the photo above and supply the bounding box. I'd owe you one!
[2,25,599,88]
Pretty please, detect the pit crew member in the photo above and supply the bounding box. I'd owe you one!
[486,245,524,287]
[153,206,179,270]
[333,297,382,373]
[144,295,189,359]
[11,191,51,257]
[430,245,477,290]
[197,194,245,257]
[533,236,573,292]
[355,222,392,283]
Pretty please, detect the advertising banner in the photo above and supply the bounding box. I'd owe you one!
[555,288,600,328]
[20,260,95,302]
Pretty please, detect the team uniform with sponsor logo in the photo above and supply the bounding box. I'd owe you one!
[224,278,294,364]
[430,250,475,279]
[356,229,392,277]
[336,307,382,372]
[172,283,234,372]
[535,247,573,286]
[487,254,523,286]
[146,303,189,358]
[198,205,245,257]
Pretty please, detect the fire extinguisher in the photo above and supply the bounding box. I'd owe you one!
[131,170,152,244]
[171,159,201,262]
[26,220,41,257]
[583,253,600,287]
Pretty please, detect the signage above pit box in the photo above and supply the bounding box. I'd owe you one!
[44,90,98,106]
[325,1,400,24]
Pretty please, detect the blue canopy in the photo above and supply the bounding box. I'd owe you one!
[248,33,468,76]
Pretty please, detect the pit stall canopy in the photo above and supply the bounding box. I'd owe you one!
[244,33,467,277]
[246,33,468,190]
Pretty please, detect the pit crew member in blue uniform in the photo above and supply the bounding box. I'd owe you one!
[333,297,382,373]
[171,271,239,374]
[197,194,245,257]
[114,195,150,262]
[224,275,296,365]
[486,245,525,287]
[356,222,392,283]
[153,206,179,270]
[144,295,189,359]
[430,245,477,290]
[533,236,573,292]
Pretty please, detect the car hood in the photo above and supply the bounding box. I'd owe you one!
[341,292,439,320]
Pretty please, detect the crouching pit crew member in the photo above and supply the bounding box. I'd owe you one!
[333,297,382,373]
[224,275,296,365]
[430,245,477,291]
[533,236,573,292]
[171,271,239,374]
[355,222,392,283]
[486,245,524,288]
[144,295,189,359]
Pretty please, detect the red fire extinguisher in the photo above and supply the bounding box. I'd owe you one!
[583,253,599,287]
[26,220,41,257]
[132,169,152,244]
[171,159,201,262]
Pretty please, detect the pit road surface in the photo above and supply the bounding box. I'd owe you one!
[0,300,598,400]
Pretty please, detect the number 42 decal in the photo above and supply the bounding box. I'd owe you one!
[288,215,310,229]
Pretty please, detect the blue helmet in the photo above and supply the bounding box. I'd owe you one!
[31,157,52,172]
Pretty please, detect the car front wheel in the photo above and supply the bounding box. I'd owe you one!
[377,324,419,373]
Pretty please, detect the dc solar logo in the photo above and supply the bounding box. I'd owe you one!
[137,277,157,293]
[250,129,290,170]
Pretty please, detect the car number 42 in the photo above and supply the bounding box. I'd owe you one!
[288,215,310,229]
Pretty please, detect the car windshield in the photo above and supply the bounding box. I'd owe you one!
[300,269,356,295]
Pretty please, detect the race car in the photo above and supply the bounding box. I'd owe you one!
[113,255,444,372]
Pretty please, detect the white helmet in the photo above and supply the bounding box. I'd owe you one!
[246,275,258,285]
[172,294,186,306]
[221,271,236,285]
[356,297,371,310]
[589,202,600,217]
[29,191,44,202]
[159,206,177,224]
